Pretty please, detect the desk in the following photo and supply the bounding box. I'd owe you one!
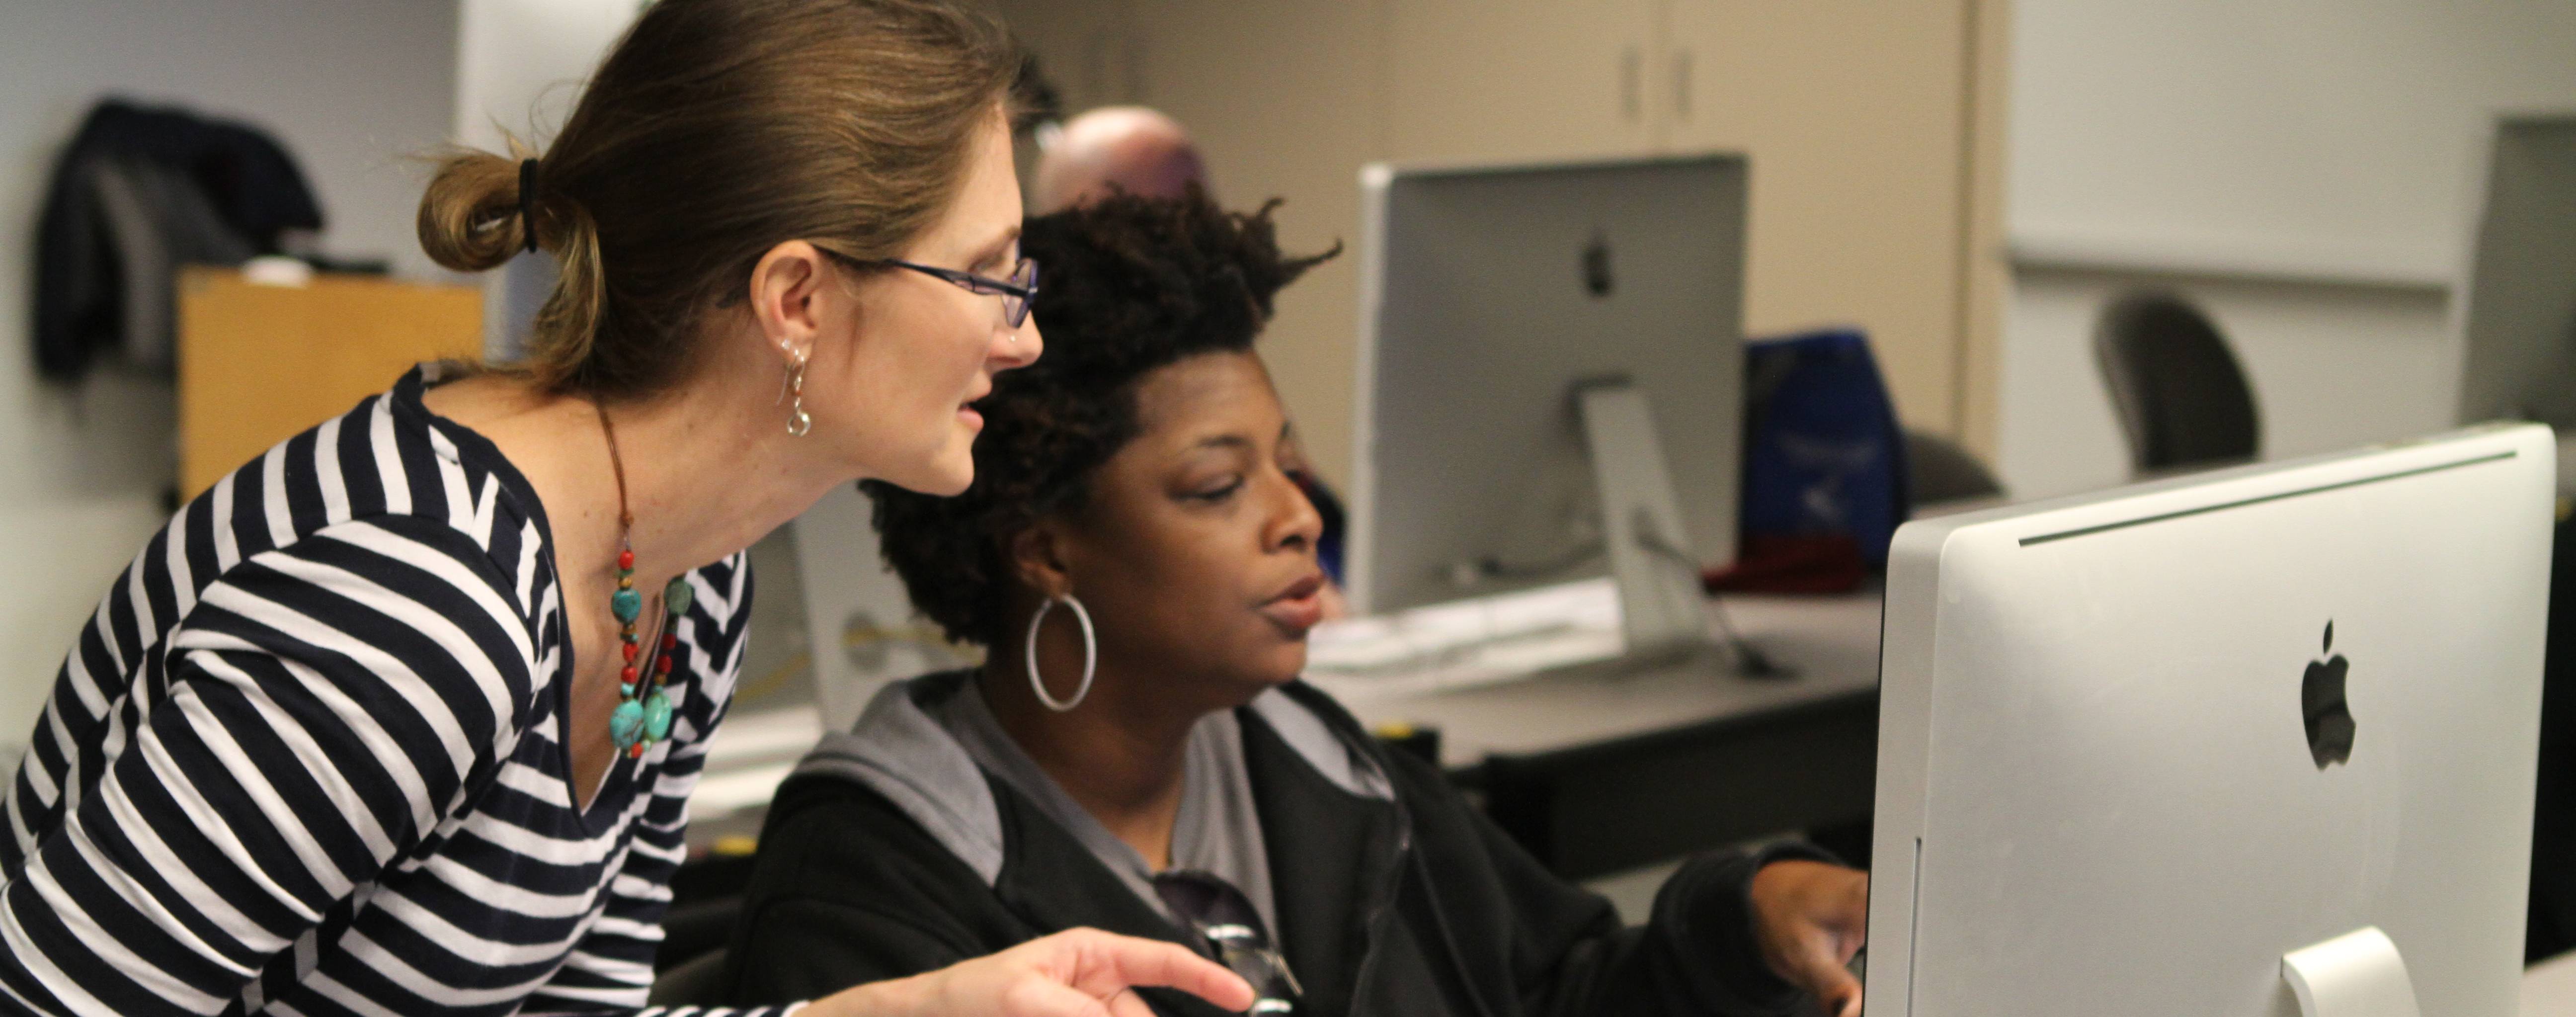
[689,586,1889,876]
[1317,589,1884,879]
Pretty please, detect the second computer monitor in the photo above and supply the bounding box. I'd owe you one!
[1348,155,1749,616]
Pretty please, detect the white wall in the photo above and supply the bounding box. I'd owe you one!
[1996,0,2576,500]
[453,0,638,359]
[0,2,458,739]
[2001,270,2454,498]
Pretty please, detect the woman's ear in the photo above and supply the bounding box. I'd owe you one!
[746,240,833,369]
[1007,520,1077,601]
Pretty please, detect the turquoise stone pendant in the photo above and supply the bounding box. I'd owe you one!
[643,691,673,742]
[609,698,645,749]
[611,588,643,623]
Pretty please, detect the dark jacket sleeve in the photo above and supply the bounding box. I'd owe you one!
[718,776,1024,1007]
[1381,745,1835,1017]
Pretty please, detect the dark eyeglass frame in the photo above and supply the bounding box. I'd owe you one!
[828,250,1039,329]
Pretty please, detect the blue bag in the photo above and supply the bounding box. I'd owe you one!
[1734,328,1910,574]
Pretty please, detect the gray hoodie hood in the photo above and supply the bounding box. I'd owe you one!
[791,671,1393,887]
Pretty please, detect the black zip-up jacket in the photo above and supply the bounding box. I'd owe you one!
[716,676,1826,1017]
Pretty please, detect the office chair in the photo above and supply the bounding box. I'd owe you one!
[2093,290,2260,473]
[1904,429,2003,506]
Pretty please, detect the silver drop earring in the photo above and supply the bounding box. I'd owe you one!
[784,352,812,437]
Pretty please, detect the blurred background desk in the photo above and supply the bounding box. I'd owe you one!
[689,584,1887,880]
[1313,587,1884,880]
[668,584,1884,976]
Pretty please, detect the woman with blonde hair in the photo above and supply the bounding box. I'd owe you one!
[0,1,1251,1015]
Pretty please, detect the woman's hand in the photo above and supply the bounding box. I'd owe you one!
[1748,859,1869,1017]
[805,928,1257,1017]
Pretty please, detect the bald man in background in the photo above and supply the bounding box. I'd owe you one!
[1029,105,1212,213]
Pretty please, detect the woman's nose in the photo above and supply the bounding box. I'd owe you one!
[1269,471,1326,552]
[992,315,1041,369]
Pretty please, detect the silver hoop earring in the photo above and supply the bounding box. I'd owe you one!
[1023,594,1096,712]
[784,354,812,437]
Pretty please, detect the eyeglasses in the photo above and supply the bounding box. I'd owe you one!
[838,252,1040,329]
[1154,871,1301,1015]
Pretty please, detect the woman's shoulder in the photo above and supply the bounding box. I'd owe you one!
[178,365,558,620]
[1239,681,1406,801]
[665,549,755,715]
[677,549,754,632]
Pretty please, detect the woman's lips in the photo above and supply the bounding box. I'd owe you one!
[1261,574,1327,635]
[957,405,984,430]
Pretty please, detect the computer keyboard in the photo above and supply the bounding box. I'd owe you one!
[1304,579,1627,697]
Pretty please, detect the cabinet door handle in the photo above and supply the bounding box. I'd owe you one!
[1672,48,1693,122]
[1620,45,1643,122]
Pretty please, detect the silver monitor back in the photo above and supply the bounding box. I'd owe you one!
[2456,115,2576,427]
[1869,424,2555,1017]
[1349,154,1747,615]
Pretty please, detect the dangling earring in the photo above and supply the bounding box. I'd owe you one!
[783,350,812,437]
[1024,594,1097,712]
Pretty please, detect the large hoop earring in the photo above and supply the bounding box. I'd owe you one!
[1024,594,1096,712]
[784,351,812,437]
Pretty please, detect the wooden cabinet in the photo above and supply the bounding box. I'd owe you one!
[1124,0,1383,487]
[994,0,1389,483]
[1663,0,1981,431]
[178,268,482,498]
[1382,0,1662,163]
[985,0,2007,477]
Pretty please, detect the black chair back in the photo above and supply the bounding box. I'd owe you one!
[2093,291,2260,472]
[1903,429,2003,506]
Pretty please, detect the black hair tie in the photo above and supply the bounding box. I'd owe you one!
[517,158,541,253]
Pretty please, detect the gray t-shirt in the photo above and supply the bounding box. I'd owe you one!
[931,678,1279,938]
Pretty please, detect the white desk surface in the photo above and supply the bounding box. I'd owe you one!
[690,588,1886,828]
[1318,589,1883,769]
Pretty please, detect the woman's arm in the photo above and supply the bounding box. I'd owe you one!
[801,929,1253,1017]
[1745,859,1867,1017]
[1378,741,1861,1017]
[0,517,535,1016]
[1486,819,1845,1017]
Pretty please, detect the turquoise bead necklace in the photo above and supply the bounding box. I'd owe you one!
[597,404,685,758]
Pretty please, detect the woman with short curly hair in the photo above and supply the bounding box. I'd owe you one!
[722,190,1874,1017]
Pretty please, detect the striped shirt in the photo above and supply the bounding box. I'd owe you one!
[0,365,792,1016]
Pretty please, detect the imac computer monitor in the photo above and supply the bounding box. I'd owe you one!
[1867,424,2555,1016]
[1349,155,1748,632]
[2457,115,2576,428]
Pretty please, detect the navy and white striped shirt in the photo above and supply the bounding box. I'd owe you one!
[0,365,790,1016]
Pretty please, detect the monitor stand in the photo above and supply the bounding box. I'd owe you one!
[1573,378,1712,661]
[2280,927,2422,1017]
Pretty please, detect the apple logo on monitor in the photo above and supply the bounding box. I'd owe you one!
[1581,229,1614,299]
[2302,620,2355,769]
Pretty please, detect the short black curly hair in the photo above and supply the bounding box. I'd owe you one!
[864,190,1337,646]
